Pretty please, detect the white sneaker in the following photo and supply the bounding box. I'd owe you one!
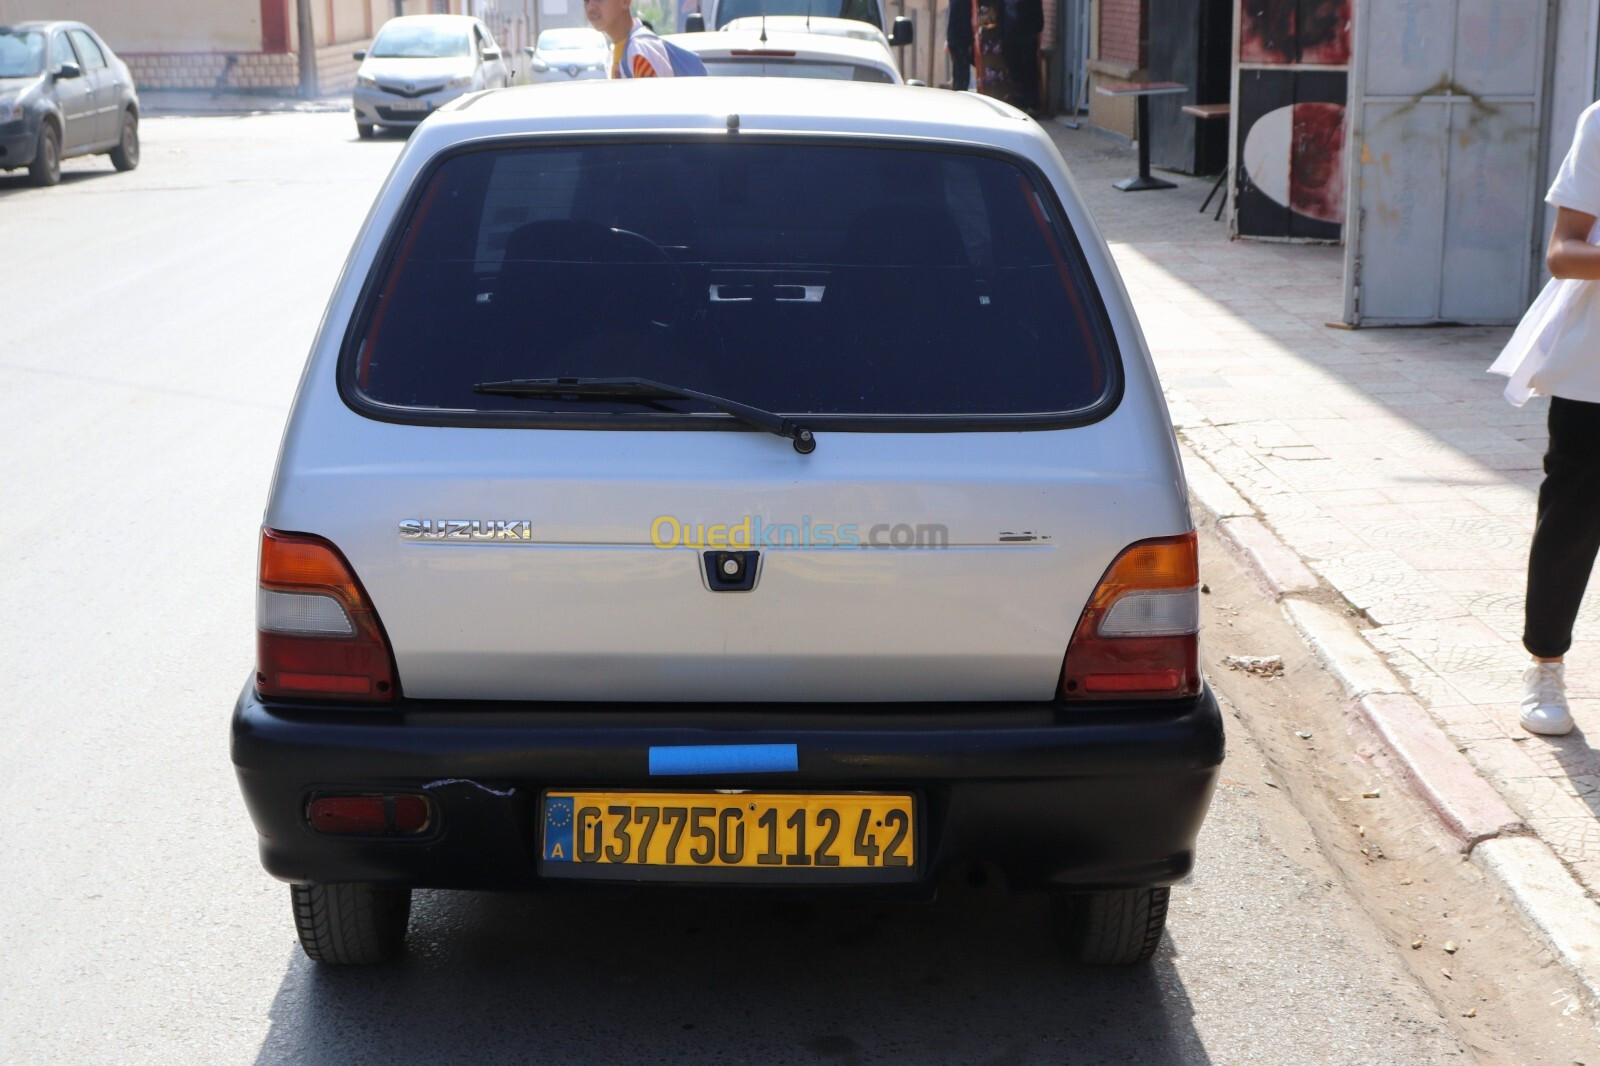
[1520,661,1574,736]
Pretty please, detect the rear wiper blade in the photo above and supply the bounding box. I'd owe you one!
[472,376,817,454]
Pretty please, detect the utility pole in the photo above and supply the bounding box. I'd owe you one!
[394,0,405,16]
[296,0,317,98]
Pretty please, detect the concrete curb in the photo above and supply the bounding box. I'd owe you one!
[1276,599,1528,848]
[1180,440,1600,1008]
[1473,837,1600,1007]
[1352,693,1528,848]
[1280,599,1406,700]
[1216,516,1320,599]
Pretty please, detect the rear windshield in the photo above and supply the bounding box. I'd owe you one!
[347,141,1116,425]
[701,58,893,81]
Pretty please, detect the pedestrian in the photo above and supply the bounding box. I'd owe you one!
[1490,100,1600,736]
[585,0,705,78]
[947,0,974,92]
[1000,0,1042,112]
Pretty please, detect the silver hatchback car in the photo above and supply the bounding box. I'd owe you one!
[351,14,509,138]
[233,78,1221,967]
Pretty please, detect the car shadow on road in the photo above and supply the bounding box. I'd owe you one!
[252,878,1211,1065]
[0,168,114,197]
[352,128,414,144]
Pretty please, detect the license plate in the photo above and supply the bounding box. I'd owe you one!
[388,99,428,111]
[540,791,915,881]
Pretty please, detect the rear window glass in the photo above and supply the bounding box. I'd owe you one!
[701,58,894,81]
[348,141,1116,423]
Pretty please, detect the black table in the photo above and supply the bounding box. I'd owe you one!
[1096,81,1189,191]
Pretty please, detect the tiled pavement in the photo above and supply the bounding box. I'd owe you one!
[1044,122,1600,899]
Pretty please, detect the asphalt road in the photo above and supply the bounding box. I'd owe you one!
[1,111,1474,1064]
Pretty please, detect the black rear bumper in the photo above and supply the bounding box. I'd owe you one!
[231,683,1224,894]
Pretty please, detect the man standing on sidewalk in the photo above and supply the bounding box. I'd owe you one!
[586,0,704,77]
[1000,0,1042,112]
[948,0,974,91]
[1501,99,1600,737]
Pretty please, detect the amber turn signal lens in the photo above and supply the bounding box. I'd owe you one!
[260,530,369,605]
[1085,531,1199,608]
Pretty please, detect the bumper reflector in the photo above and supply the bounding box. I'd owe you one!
[308,793,432,835]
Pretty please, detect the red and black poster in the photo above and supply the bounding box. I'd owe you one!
[1232,0,1351,240]
[1239,0,1352,65]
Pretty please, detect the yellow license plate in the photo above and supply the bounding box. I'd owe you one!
[540,791,914,875]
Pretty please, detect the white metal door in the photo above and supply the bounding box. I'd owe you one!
[1342,0,1553,325]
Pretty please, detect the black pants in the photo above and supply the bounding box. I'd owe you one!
[1524,395,1600,657]
[949,43,973,91]
[1000,31,1039,110]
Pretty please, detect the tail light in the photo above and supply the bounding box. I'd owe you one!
[256,529,398,702]
[1059,531,1201,700]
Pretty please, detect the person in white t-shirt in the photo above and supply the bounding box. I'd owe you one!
[586,0,675,78]
[1515,100,1600,736]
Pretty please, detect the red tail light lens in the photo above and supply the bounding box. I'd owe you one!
[1059,531,1201,700]
[308,793,432,834]
[257,529,398,701]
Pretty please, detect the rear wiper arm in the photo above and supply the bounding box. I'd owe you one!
[472,376,817,454]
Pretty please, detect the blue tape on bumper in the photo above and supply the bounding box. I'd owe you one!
[649,744,799,776]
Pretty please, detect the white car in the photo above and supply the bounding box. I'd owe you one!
[667,28,902,83]
[233,78,1220,968]
[522,27,609,83]
[351,14,510,138]
[720,14,892,54]
[691,0,912,46]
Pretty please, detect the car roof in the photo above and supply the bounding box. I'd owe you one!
[376,14,480,29]
[668,29,894,65]
[4,21,91,32]
[721,16,889,39]
[426,77,1034,154]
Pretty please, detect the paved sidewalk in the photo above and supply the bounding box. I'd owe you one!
[1044,123,1600,913]
[139,89,350,116]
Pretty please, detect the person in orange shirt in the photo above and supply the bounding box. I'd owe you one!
[586,0,681,78]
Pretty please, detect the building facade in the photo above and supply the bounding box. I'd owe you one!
[0,0,465,94]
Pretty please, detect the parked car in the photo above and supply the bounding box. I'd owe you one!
[351,14,510,139]
[233,78,1222,967]
[720,14,892,53]
[0,20,139,187]
[667,29,902,83]
[522,27,609,84]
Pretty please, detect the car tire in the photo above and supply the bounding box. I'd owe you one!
[290,882,412,964]
[1051,886,1169,965]
[28,121,61,187]
[357,121,375,139]
[109,110,140,171]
